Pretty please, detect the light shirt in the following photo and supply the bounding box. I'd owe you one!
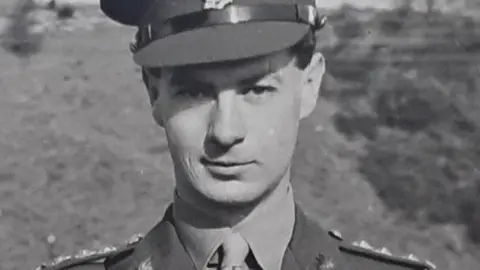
[172,181,295,270]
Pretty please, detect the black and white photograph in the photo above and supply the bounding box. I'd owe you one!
[0,0,479,269]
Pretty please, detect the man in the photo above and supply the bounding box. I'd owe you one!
[36,0,436,269]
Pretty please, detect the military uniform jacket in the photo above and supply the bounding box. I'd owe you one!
[37,204,436,270]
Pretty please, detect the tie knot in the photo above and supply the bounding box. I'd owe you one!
[220,232,249,269]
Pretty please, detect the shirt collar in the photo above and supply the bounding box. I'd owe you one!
[173,181,295,270]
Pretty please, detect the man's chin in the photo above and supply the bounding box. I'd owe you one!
[208,191,258,205]
[202,183,265,207]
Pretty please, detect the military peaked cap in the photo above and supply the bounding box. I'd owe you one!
[100,0,327,67]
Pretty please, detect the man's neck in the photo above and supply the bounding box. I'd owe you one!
[172,172,296,270]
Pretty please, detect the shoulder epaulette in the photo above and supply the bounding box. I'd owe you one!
[328,230,437,270]
[35,234,143,270]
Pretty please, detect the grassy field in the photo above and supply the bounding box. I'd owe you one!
[0,3,479,270]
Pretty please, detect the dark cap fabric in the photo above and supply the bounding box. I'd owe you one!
[100,0,153,26]
[100,0,326,67]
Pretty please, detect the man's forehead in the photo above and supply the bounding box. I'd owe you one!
[168,52,295,85]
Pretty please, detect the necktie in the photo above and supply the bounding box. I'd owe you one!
[219,232,249,270]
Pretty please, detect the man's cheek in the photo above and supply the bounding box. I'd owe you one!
[166,120,205,152]
[262,126,288,153]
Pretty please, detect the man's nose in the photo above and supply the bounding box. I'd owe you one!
[207,91,247,148]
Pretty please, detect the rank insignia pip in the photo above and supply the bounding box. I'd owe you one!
[137,257,153,270]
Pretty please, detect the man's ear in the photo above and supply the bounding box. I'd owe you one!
[142,68,159,107]
[300,52,325,119]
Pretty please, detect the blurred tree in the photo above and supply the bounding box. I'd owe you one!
[1,0,44,59]
[323,6,480,246]
[330,5,365,39]
[427,0,435,14]
[56,4,75,20]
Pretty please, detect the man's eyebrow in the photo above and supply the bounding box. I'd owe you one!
[243,67,284,85]
[237,70,284,87]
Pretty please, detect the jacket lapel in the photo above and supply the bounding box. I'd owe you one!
[149,205,196,270]
[108,205,196,270]
[281,248,302,270]
[282,204,351,270]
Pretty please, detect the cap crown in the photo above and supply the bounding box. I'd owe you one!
[101,0,316,26]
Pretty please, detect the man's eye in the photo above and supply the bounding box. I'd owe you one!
[175,86,212,99]
[243,85,277,96]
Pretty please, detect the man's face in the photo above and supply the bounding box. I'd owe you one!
[149,50,324,206]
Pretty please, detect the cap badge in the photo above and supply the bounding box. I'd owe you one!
[204,0,233,10]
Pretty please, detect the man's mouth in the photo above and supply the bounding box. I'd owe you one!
[201,157,253,166]
[201,157,254,175]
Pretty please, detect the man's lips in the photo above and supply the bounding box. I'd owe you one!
[200,157,254,167]
[201,157,255,175]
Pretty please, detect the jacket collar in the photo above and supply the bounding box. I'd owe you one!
[106,205,195,270]
[107,204,351,270]
[283,204,350,270]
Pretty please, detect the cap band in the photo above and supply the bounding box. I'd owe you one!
[131,4,325,53]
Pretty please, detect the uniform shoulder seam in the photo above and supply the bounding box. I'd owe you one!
[339,241,436,270]
[35,235,143,270]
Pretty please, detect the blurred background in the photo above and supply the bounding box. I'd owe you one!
[0,0,479,269]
